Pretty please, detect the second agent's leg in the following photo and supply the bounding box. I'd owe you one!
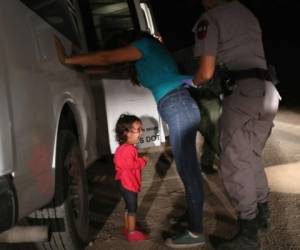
[201,140,218,174]
[198,97,221,155]
[198,97,221,174]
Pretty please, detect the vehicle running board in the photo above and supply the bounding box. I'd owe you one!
[0,226,49,243]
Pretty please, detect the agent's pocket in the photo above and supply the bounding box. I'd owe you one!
[238,79,265,97]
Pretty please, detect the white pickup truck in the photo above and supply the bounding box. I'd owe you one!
[0,0,163,249]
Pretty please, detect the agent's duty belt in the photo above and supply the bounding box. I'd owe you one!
[194,65,279,98]
[230,68,272,82]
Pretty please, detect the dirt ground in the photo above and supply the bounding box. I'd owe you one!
[0,109,299,250]
[85,108,300,250]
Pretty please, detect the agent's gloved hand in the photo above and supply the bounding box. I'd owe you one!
[182,79,201,88]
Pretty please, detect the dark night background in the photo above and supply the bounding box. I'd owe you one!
[149,0,300,107]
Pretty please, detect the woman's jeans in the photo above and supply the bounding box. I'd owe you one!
[158,86,204,233]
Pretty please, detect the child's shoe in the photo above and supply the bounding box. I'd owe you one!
[127,230,149,241]
[123,226,142,236]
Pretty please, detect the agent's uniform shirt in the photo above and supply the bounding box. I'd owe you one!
[131,38,191,102]
[192,0,274,145]
[193,0,267,70]
[114,143,147,192]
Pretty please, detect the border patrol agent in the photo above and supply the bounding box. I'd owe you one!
[192,0,281,249]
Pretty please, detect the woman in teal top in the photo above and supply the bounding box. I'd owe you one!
[55,31,205,249]
[130,37,190,102]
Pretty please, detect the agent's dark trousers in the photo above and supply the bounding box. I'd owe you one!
[219,80,280,219]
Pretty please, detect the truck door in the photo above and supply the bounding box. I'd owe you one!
[85,0,166,154]
[131,0,158,35]
[1,0,89,217]
[0,1,55,215]
[0,44,14,177]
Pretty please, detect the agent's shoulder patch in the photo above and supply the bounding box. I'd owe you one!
[196,19,209,40]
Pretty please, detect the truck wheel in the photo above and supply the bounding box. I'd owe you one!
[31,130,89,250]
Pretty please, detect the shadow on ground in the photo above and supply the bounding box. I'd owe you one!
[87,155,121,238]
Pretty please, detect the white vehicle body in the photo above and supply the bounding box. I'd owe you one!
[0,0,97,248]
[0,0,97,217]
[0,0,165,248]
[101,79,166,152]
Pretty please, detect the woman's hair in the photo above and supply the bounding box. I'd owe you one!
[115,113,142,144]
[104,30,160,86]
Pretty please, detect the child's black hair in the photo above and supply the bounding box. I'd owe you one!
[115,114,142,144]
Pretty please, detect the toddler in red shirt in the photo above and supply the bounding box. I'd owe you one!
[114,114,149,241]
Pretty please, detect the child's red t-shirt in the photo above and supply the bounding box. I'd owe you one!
[114,143,147,192]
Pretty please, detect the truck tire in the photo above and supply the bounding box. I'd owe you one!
[31,130,89,250]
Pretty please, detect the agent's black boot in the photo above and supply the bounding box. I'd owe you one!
[257,202,271,231]
[201,164,217,175]
[218,218,260,250]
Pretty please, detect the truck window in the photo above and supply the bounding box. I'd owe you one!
[87,0,137,49]
[19,0,82,47]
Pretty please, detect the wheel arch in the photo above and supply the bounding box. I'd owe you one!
[51,102,85,201]
[58,104,80,138]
